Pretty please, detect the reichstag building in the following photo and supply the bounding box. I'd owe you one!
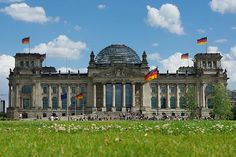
[7,44,228,119]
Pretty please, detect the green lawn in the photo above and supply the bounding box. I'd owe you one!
[0,120,235,157]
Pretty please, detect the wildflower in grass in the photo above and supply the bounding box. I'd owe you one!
[162,123,170,129]
[167,129,173,135]
[144,133,148,137]
[115,137,122,142]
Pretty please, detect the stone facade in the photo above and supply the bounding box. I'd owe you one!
[7,44,228,119]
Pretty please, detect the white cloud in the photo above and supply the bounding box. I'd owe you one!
[229,45,236,58]
[146,4,184,35]
[0,54,14,103]
[0,3,59,23]
[74,25,82,32]
[29,35,87,60]
[207,46,221,54]
[232,26,236,30]
[0,54,14,77]
[147,52,161,62]
[57,67,87,73]
[152,42,159,47]
[214,38,227,43]
[159,52,193,73]
[97,4,106,10]
[209,0,236,14]
[197,29,206,34]
[0,0,24,3]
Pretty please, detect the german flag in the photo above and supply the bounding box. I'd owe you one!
[181,53,189,60]
[22,37,30,44]
[197,37,207,45]
[144,68,158,81]
[75,93,84,100]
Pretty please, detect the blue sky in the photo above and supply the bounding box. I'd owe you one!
[1,0,236,100]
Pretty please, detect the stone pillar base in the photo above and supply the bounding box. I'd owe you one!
[201,107,210,117]
[131,107,139,112]
[102,107,107,112]
[111,107,116,112]
[92,107,97,113]
[122,107,127,112]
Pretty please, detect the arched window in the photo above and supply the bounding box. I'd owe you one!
[52,97,58,109]
[42,97,48,109]
[151,97,157,109]
[161,97,166,109]
[170,97,175,109]
[179,96,185,109]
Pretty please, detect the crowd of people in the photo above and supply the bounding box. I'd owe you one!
[63,112,193,121]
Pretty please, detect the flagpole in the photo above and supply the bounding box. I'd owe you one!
[206,42,208,54]
[29,37,30,54]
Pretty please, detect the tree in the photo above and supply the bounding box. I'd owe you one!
[211,83,232,119]
[184,86,198,119]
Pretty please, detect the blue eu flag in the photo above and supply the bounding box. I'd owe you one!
[61,93,67,100]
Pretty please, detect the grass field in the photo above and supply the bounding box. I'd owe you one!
[0,120,235,157]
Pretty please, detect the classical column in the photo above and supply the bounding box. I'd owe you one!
[38,83,42,108]
[176,84,180,108]
[48,85,52,109]
[122,83,126,112]
[58,85,62,109]
[8,85,12,108]
[186,84,189,93]
[167,84,170,108]
[196,83,200,107]
[122,83,126,107]
[15,84,19,107]
[102,84,106,112]
[157,84,161,109]
[93,84,97,112]
[202,83,206,108]
[112,84,116,112]
[67,85,71,109]
[34,82,41,108]
[132,83,135,107]
[32,84,36,108]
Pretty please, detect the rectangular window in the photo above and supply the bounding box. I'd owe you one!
[71,86,77,94]
[23,98,30,109]
[20,61,24,67]
[170,86,176,94]
[26,61,29,67]
[161,86,166,94]
[62,86,67,93]
[43,86,48,94]
[179,85,185,93]
[208,61,212,69]
[80,85,87,106]
[52,86,57,94]
[213,61,217,69]
[151,84,157,93]
[202,61,206,68]
[31,61,34,67]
